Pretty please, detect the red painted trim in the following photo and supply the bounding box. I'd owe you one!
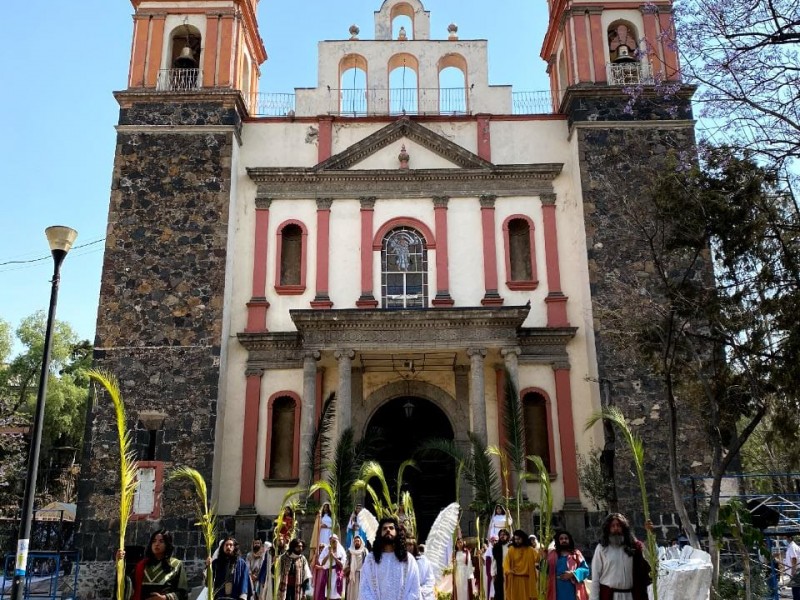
[658,11,681,80]
[542,202,570,327]
[642,12,660,71]
[572,14,592,83]
[246,205,270,331]
[476,115,491,161]
[145,16,166,87]
[240,372,263,506]
[480,203,501,301]
[130,16,149,87]
[433,204,451,300]
[318,117,333,163]
[264,391,302,481]
[564,16,575,87]
[217,15,235,87]
[372,217,436,250]
[314,207,332,307]
[275,219,308,295]
[502,214,539,291]
[496,369,508,453]
[245,299,270,333]
[360,205,375,301]
[552,370,580,499]
[131,461,164,520]
[203,15,220,88]
[589,13,606,84]
[519,387,557,476]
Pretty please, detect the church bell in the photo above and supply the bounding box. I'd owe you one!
[613,45,636,63]
[174,45,197,69]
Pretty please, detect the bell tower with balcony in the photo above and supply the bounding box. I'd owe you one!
[76,0,266,578]
[541,0,704,519]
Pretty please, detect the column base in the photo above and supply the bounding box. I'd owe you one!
[481,291,504,306]
[235,507,258,544]
[561,498,587,546]
[311,296,334,309]
[356,295,379,308]
[545,292,570,327]
[432,294,455,307]
[245,297,270,333]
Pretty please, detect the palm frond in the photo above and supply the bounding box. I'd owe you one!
[503,372,526,474]
[358,461,393,512]
[400,490,417,539]
[585,408,659,599]
[527,454,553,600]
[327,427,363,532]
[469,432,501,519]
[87,370,138,600]
[306,392,336,485]
[396,459,419,506]
[351,480,385,519]
[167,466,216,600]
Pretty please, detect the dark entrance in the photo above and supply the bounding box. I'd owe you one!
[365,396,455,540]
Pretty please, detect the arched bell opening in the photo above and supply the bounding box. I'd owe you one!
[166,24,202,90]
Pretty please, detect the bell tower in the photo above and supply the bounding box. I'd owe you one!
[76,1,266,590]
[127,0,266,107]
[541,0,707,526]
[540,0,680,109]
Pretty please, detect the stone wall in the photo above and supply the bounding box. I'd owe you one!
[76,97,239,598]
[572,92,712,522]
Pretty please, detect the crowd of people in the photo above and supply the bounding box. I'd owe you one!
[117,508,658,600]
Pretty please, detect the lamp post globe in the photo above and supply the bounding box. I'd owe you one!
[11,226,77,600]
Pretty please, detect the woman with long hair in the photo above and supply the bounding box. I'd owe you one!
[453,538,474,600]
[129,529,189,600]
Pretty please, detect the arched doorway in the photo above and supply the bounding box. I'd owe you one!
[365,396,455,540]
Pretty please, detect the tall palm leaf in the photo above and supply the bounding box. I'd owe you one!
[306,393,336,488]
[395,459,419,508]
[326,427,369,531]
[167,467,216,600]
[487,446,511,520]
[586,408,659,600]
[527,455,553,600]
[273,489,304,600]
[469,432,501,521]
[503,372,527,498]
[87,370,138,600]
[400,490,417,540]
[352,461,393,516]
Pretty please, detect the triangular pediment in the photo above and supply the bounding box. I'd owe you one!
[314,117,494,171]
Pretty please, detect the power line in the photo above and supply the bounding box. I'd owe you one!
[0,238,105,268]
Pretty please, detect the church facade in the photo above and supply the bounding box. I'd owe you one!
[77,0,705,594]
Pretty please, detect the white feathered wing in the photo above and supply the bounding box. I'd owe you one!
[424,502,461,583]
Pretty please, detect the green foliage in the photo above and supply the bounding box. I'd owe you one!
[577,452,615,511]
[306,393,336,486]
[0,319,11,364]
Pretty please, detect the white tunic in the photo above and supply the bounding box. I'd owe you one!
[360,552,420,600]
[590,544,634,600]
[319,544,348,600]
[417,555,435,600]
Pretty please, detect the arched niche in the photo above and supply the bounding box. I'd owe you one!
[166,24,202,90]
[438,53,468,114]
[339,54,369,116]
[607,19,641,62]
[388,53,419,114]
[375,0,430,41]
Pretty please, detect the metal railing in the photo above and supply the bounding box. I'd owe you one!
[251,89,557,117]
[606,61,654,86]
[156,68,202,91]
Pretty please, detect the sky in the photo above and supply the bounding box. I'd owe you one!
[0,0,550,355]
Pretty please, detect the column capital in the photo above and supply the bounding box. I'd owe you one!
[334,349,356,361]
[303,350,321,361]
[255,196,272,210]
[359,196,377,209]
[479,195,497,208]
[540,193,557,206]
[245,366,265,378]
[432,196,450,208]
[467,347,487,359]
[552,360,571,370]
[501,346,521,358]
[316,198,333,210]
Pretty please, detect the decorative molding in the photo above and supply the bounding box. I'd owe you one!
[479,194,497,208]
[314,117,494,171]
[540,193,557,206]
[432,196,450,208]
[255,197,272,210]
[316,198,333,210]
[245,366,265,377]
[359,196,377,209]
[334,349,356,361]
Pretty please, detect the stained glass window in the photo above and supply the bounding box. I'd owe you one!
[381,227,428,308]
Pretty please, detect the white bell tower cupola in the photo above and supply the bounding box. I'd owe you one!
[374,0,431,40]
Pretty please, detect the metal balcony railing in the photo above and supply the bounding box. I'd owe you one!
[606,61,654,86]
[156,68,203,91]
[250,89,556,117]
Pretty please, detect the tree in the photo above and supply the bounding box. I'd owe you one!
[0,312,91,509]
[671,0,800,171]
[594,144,800,586]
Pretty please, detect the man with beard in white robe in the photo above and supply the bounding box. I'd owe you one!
[590,513,651,600]
[360,517,420,600]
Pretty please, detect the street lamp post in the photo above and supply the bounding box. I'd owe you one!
[11,226,78,600]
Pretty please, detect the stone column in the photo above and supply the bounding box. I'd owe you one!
[300,351,320,488]
[541,193,570,327]
[335,349,355,438]
[246,196,271,332]
[239,367,264,509]
[467,348,488,444]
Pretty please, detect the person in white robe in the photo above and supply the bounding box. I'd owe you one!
[406,538,435,600]
[348,536,368,600]
[360,517,420,600]
[453,538,473,600]
[319,535,348,600]
[488,506,513,541]
[589,513,651,600]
